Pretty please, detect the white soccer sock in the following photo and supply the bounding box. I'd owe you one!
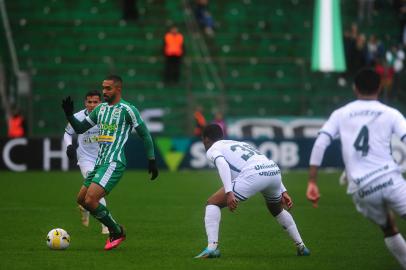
[99,197,106,207]
[384,233,406,269]
[275,210,304,247]
[205,204,221,250]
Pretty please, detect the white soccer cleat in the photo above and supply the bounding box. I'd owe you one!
[78,205,90,227]
[339,171,348,186]
[101,225,109,234]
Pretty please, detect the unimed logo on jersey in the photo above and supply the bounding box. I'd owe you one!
[156,138,191,171]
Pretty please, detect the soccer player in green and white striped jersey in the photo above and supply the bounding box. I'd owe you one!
[61,75,158,250]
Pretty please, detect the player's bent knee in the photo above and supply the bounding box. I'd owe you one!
[84,194,98,211]
[381,222,399,237]
[76,196,85,207]
[206,202,224,208]
[267,202,283,217]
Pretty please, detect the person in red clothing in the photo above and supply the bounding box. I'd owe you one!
[212,112,227,137]
[163,26,184,83]
[375,58,395,101]
[194,106,206,137]
[7,108,26,138]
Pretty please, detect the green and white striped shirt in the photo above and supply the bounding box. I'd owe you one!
[84,99,143,166]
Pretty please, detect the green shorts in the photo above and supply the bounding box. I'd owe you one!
[84,161,126,193]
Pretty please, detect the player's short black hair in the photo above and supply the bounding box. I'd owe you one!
[354,68,381,95]
[202,124,224,142]
[105,75,123,86]
[85,90,101,99]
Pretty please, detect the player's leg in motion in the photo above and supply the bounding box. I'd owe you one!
[266,201,310,256]
[77,183,125,250]
[78,168,92,227]
[98,197,109,234]
[354,174,406,268]
[382,213,406,269]
[262,174,310,256]
[78,194,108,233]
[79,166,109,233]
[194,188,225,258]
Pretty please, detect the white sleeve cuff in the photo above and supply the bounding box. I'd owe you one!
[214,156,233,193]
[280,182,287,193]
[63,132,73,148]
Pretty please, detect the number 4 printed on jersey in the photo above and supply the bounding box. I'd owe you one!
[353,125,369,156]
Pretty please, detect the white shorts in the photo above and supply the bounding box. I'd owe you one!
[78,160,95,179]
[232,170,282,204]
[352,172,406,226]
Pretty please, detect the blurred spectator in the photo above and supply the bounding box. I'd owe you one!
[212,112,227,137]
[343,24,362,73]
[358,0,375,24]
[163,26,184,84]
[400,0,406,45]
[7,108,26,138]
[194,0,215,36]
[353,34,368,72]
[386,45,405,100]
[122,0,138,21]
[193,106,206,137]
[375,58,395,101]
[366,34,384,65]
[340,24,365,86]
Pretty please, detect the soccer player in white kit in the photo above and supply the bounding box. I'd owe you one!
[63,90,108,234]
[195,124,310,258]
[306,68,406,269]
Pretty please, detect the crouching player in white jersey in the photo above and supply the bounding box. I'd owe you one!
[306,68,406,269]
[195,124,310,258]
[64,90,109,234]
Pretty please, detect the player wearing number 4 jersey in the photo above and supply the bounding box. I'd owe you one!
[61,75,159,251]
[307,68,406,269]
[195,124,310,258]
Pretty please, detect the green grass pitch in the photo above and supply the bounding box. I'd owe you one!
[0,170,404,270]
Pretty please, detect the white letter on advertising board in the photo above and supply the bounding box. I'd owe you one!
[2,138,28,172]
[43,139,68,171]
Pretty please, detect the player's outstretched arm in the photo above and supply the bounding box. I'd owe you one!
[135,122,158,180]
[307,132,331,208]
[61,97,93,134]
[307,165,320,208]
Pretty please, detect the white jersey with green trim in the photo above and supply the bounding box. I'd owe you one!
[84,99,143,166]
[206,140,279,180]
[319,100,406,193]
[65,109,99,164]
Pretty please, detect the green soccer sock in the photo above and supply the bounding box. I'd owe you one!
[90,204,121,234]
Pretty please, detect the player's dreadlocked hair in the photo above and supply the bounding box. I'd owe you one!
[203,124,224,142]
[354,68,381,95]
[105,75,123,87]
[85,90,101,99]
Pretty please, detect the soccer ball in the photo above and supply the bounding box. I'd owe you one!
[46,228,70,250]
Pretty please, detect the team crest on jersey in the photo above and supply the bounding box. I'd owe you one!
[100,106,106,113]
[112,108,122,119]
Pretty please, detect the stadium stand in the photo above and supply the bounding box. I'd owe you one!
[1,0,405,136]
